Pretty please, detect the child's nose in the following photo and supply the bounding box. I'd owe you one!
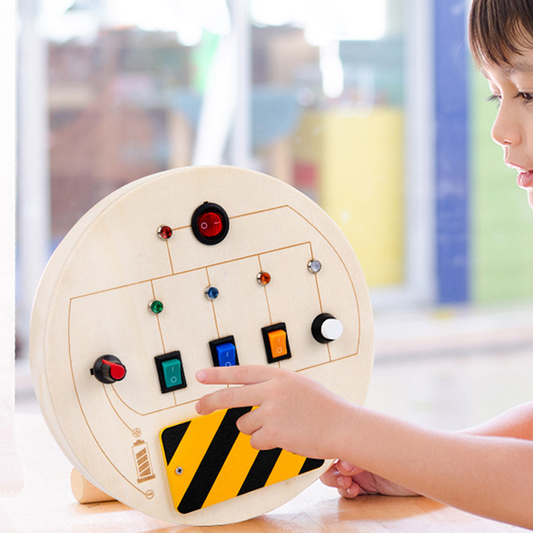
[491,104,522,147]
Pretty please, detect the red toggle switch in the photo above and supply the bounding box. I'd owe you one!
[191,202,230,245]
[197,211,223,238]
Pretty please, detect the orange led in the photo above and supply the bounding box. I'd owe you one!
[257,272,271,285]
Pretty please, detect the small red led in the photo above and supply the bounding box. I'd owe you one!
[257,272,271,285]
[158,225,173,240]
[197,212,223,238]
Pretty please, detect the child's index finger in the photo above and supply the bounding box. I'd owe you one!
[195,364,276,385]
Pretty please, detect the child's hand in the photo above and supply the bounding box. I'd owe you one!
[320,460,418,498]
[195,365,352,460]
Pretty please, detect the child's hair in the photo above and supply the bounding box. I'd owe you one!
[469,0,533,68]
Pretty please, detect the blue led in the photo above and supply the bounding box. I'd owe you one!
[205,286,219,300]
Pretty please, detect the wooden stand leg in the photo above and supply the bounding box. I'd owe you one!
[71,468,116,504]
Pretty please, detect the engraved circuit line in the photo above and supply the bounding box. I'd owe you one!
[70,205,361,356]
[71,242,312,300]
[67,299,147,497]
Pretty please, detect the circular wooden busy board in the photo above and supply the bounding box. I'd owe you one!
[30,166,374,525]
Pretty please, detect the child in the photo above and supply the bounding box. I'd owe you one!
[196,0,533,528]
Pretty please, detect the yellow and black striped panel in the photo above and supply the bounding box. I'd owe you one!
[160,407,324,514]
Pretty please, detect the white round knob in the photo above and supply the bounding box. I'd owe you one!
[321,318,343,341]
[311,313,344,344]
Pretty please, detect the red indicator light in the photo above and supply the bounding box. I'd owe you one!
[197,212,223,238]
[158,225,173,240]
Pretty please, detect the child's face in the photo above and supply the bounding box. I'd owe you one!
[484,47,533,208]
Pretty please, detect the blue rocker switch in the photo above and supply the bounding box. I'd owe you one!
[216,343,236,366]
[209,336,239,367]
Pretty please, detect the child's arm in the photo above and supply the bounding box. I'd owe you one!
[196,365,533,529]
[321,401,533,498]
[460,402,533,439]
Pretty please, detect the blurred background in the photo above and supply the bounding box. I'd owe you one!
[13,0,533,430]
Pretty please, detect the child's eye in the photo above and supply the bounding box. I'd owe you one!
[517,92,533,103]
[487,94,501,105]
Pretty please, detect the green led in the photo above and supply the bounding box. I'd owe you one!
[149,299,164,314]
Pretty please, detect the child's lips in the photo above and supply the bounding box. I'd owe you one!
[517,170,533,189]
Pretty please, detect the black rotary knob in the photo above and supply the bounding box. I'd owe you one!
[91,355,127,384]
[311,313,344,344]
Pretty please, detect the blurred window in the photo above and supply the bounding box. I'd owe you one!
[40,0,407,292]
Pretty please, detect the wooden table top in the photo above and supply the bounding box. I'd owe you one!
[1,413,528,533]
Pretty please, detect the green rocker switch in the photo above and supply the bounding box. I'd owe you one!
[162,359,182,388]
[155,351,187,393]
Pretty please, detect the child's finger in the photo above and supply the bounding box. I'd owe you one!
[196,365,277,386]
[342,481,364,499]
[195,383,261,415]
[235,408,262,436]
[320,466,363,497]
[337,460,364,477]
[319,463,342,488]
